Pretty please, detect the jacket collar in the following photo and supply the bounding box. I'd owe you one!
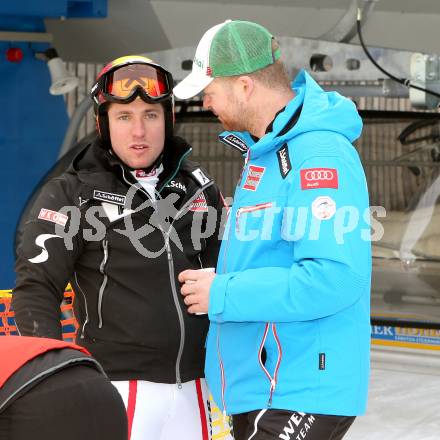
[217,68,363,160]
[69,136,193,191]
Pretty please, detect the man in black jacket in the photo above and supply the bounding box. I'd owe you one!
[12,55,224,439]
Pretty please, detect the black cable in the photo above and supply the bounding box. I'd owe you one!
[356,8,440,100]
[398,119,440,145]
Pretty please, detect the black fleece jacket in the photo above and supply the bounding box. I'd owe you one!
[13,136,224,384]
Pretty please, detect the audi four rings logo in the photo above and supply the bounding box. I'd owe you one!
[305,170,334,180]
[300,168,338,190]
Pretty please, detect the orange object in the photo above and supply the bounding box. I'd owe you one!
[0,289,78,341]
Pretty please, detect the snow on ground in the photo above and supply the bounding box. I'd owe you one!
[346,347,440,440]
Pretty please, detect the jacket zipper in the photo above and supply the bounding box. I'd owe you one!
[216,323,228,418]
[97,238,109,328]
[166,183,214,387]
[120,165,211,387]
[258,323,283,407]
[235,202,273,234]
[197,254,203,268]
[221,151,249,274]
[120,168,190,381]
[221,210,233,274]
[74,272,89,339]
[215,157,249,405]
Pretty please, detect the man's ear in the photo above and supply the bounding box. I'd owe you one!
[236,75,254,101]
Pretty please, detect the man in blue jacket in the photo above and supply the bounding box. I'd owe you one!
[176,20,371,440]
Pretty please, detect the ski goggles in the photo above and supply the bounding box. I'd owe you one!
[91,62,173,105]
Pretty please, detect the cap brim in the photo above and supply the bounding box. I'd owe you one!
[173,72,214,100]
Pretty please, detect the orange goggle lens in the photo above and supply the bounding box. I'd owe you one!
[104,64,171,99]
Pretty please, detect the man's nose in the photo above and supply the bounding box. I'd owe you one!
[132,117,146,138]
[202,94,211,110]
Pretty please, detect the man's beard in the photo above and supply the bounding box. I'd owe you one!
[219,97,255,133]
[220,115,247,132]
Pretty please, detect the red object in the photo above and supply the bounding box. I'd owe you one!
[38,208,68,226]
[300,167,338,190]
[243,165,265,191]
[6,47,24,63]
[195,378,209,440]
[0,336,91,387]
[189,193,208,212]
[127,380,138,439]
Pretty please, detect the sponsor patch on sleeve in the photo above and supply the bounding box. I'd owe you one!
[312,196,336,220]
[300,168,338,190]
[243,165,265,191]
[38,208,68,226]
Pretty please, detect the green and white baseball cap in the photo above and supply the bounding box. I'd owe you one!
[173,20,281,100]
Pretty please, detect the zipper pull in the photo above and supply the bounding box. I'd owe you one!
[268,379,276,407]
[267,395,273,408]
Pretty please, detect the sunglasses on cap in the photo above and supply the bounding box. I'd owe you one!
[91,62,173,106]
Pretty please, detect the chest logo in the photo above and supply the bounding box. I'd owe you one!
[78,197,89,207]
[93,190,126,206]
[167,180,187,192]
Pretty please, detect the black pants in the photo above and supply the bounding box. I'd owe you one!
[233,409,355,440]
[0,364,128,440]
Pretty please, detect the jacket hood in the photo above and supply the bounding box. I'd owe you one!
[220,69,363,158]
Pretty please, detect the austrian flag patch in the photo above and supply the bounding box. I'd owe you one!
[243,165,265,191]
[300,168,338,190]
[38,208,68,226]
[189,192,208,212]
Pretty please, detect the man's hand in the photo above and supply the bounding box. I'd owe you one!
[179,269,216,314]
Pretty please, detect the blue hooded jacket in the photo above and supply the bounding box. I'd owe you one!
[207,70,371,416]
